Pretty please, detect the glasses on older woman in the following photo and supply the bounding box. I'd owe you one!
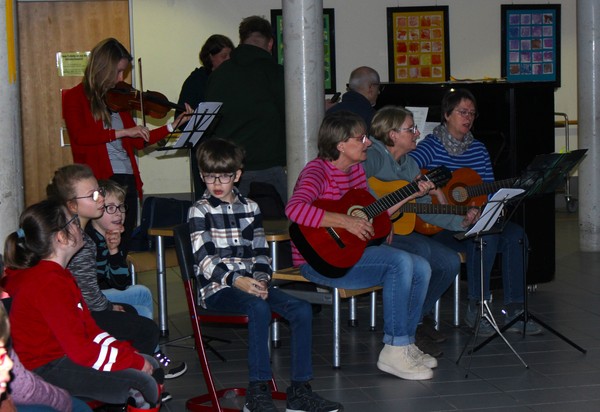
[454,109,479,119]
[348,134,368,144]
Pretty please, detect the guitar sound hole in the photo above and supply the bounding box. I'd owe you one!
[451,187,468,203]
[349,207,368,220]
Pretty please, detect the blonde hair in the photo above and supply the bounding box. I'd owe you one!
[83,38,132,126]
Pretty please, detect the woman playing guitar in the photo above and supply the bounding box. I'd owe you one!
[286,111,438,381]
[363,105,479,356]
[409,88,541,336]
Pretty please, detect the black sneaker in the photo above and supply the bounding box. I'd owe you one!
[153,351,188,379]
[415,330,443,358]
[161,391,173,403]
[420,316,447,343]
[286,382,342,412]
[243,381,278,412]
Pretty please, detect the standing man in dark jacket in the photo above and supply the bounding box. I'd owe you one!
[206,16,287,202]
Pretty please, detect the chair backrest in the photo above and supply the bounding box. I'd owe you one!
[172,223,195,282]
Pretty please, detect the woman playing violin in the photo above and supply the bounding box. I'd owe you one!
[62,38,193,251]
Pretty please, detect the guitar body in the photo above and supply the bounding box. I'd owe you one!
[368,177,415,235]
[289,189,392,277]
[415,167,512,235]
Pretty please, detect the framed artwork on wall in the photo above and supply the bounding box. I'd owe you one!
[271,8,336,93]
[386,6,450,83]
[501,4,561,86]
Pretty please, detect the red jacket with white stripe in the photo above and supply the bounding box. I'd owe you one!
[2,260,145,371]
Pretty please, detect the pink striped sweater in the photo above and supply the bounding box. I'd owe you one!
[285,158,368,266]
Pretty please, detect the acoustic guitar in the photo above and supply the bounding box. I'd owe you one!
[289,166,451,277]
[415,167,516,235]
[368,176,470,235]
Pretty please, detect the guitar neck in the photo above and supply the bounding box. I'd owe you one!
[467,178,516,198]
[399,203,470,215]
[364,180,421,219]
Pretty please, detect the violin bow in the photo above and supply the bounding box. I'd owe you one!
[137,57,146,127]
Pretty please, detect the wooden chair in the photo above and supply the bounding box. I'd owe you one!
[172,223,286,412]
[272,267,381,369]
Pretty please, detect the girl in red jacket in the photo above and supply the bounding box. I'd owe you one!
[62,37,192,250]
[2,200,161,409]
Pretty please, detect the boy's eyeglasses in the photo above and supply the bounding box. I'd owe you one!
[104,204,128,214]
[62,214,81,230]
[202,173,236,184]
[73,187,105,201]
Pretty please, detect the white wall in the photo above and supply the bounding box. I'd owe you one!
[132,0,577,195]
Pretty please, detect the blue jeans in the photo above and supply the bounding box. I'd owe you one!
[102,285,154,320]
[205,286,312,382]
[389,232,461,316]
[300,244,431,346]
[433,222,528,304]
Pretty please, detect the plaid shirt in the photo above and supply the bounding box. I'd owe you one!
[188,189,272,307]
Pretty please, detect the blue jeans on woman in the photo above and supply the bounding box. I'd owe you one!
[389,233,460,316]
[205,286,313,383]
[300,244,431,346]
[432,221,528,304]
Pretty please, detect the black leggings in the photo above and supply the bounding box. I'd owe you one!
[91,307,159,355]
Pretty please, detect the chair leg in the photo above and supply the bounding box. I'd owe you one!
[332,288,341,369]
[369,290,377,331]
[348,296,358,327]
[129,263,137,285]
[453,273,461,327]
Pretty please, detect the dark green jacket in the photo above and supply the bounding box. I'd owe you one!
[206,44,286,170]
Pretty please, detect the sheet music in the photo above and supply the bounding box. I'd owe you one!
[464,188,524,237]
[170,102,222,149]
[406,106,428,143]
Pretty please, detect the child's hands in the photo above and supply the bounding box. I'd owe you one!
[105,225,124,254]
[234,277,269,300]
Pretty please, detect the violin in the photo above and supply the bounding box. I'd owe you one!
[105,81,185,119]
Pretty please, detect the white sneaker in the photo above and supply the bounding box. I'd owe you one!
[377,344,433,380]
[407,343,438,369]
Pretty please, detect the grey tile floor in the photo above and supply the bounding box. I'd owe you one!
[140,210,600,411]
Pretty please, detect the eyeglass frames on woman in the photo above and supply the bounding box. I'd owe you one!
[62,214,81,231]
[202,173,236,184]
[104,204,128,214]
[73,188,105,201]
[348,134,368,144]
[396,125,419,134]
[454,109,479,119]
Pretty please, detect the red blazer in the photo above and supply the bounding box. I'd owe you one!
[62,83,169,199]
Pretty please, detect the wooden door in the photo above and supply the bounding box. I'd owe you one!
[18,0,130,205]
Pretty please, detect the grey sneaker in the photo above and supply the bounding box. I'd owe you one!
[244,381,278,412]
[285,382,342,412]
[464,302,496,338]
[504,308,543,335]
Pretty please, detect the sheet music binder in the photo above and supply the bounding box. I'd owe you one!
[156,101,222,151]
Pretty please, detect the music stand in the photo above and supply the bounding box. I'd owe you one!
[156,102,222,199]
[472,149,588,354]
[456,188,529,374]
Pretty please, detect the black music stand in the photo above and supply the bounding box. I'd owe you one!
[472,149,588,355]
[156,102,222,200]
[456,188,529,374]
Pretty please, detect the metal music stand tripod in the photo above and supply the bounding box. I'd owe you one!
[472,150,588,355]
[456,188,529,375]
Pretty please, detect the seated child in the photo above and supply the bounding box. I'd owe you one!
[2,200,162,409]
[189,138,342,412]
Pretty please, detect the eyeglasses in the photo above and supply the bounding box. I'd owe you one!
[62,214,81,231]
[396,125,419,134]
[0,349,8,366]
[348,134,368,144]
[104,204,128,214]
[454,109,479,119]
[73,188,105,201]
[202,173,236,184]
